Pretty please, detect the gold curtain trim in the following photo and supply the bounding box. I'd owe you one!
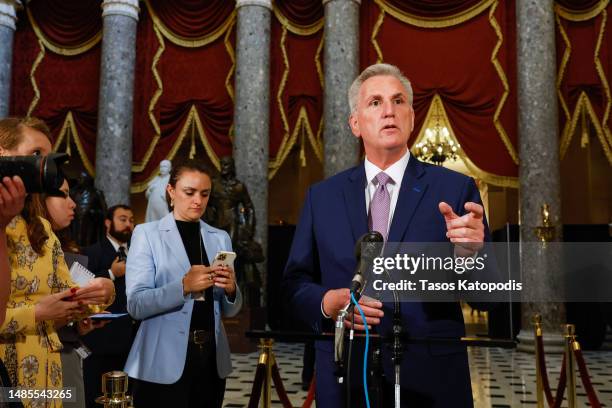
[556,5,612,161]
[53,111,96,176]
[26,40,45,117]
[373,0,495,28]
[130,105,221,193]
[272,5,323,36]
[270,26,291,174]
[133,7,235,175]
[555,12,572,124]
[372,8,385,63]
[554,0,609,21]
[268,107,323,179]
[145,0,236,48]
[224,19,236,143]
[315,33,324,88]
[411,94,518,187]
[131,25,165,173]
[224,18,236,102]
[26,7,102,56]
[488,1,519,164]
[268,25,324,178]
[593,9,612,148]
[559,93,612,163]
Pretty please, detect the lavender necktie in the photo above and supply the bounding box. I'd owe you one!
[369,172,392,240]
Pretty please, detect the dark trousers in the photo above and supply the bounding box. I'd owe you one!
[83,353,129,408]
[132,339,225,408]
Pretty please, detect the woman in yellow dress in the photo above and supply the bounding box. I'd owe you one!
[0,117,114,408]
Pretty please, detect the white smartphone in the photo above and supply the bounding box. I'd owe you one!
[193,251,237,301]
[212,251,236,268]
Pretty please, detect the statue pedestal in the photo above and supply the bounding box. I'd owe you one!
[223,306,266,353]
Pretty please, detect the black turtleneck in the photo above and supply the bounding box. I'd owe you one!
[175,219,214,332]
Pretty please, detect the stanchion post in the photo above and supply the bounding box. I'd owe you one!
[533,314,544,408]
[259,338,274,408]
[565,324,577,408]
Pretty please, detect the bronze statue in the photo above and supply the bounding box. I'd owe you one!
[70,172,108,247]
[205,156,264,306]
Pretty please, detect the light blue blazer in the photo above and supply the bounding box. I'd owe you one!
[124,212,242,384]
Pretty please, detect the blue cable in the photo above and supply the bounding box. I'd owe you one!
[351,292,370,408]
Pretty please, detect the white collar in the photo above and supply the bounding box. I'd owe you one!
[364,149,410,186]
[106,234,127,251]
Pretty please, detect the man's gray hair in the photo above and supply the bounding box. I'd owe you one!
[348,63,413,113]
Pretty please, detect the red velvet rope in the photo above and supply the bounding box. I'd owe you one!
[536,334,569,408]
[536,334,555,406]
[551,354,566,408]
[247,363,266,408]
[573,348,602,408]
[302,377,316,408]
[271,361,294,408]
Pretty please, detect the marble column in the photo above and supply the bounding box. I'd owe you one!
[233,0,271,303]
[323,0,360,177]
[95,0,139,206]
[0,0,19,119]
[516,0,564,353]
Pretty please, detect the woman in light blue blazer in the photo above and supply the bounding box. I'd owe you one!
[124,159,242,408]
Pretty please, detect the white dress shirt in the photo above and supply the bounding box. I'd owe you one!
[364,149,411,233]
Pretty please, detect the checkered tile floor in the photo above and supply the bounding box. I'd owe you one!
[224,342,612,407]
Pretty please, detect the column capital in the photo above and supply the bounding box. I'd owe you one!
[102,0,139,21]
[323,0,361,5]
[236,0,272,10]
[0,0,21,31]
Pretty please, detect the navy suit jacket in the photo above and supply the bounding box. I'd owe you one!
[81,238,134,356]
[283,157,490,408]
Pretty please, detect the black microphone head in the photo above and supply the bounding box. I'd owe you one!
[354,231,384,261]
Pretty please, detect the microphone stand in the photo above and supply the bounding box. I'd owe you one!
[334,285,363,385]
[383,268,402,408]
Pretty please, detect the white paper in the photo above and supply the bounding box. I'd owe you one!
[69,261,95,287]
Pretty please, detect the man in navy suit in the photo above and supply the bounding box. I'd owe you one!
[81,205,135,408]
[282,63,489,407]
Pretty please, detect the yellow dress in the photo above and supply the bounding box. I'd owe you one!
[0,216,76,408]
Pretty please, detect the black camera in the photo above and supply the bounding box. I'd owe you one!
[0,153,69,197]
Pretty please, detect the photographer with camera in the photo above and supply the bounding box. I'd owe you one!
[0,117,115,407]
[0,175,27,408]
[0,176,26,326]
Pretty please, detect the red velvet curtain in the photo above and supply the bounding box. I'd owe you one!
[130,1,235,189]
[555,2,612,156]
[10,0,101,175]
[27,0,101,47]
[556,0,602,11]
[269,2,324,165]
[274,0,324,23]
[382,0,487,18]
[360,1,518,180]
[146,0,234,39]
[21,0,605,188]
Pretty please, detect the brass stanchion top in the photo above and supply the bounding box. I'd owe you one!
[533,314,543,337]
[564,324,576,337]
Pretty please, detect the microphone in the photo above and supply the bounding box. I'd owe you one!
[335,231,384,383]
[349,231,384,297]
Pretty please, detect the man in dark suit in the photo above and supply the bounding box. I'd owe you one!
[81,205,135,408]
[282,63,490,407]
